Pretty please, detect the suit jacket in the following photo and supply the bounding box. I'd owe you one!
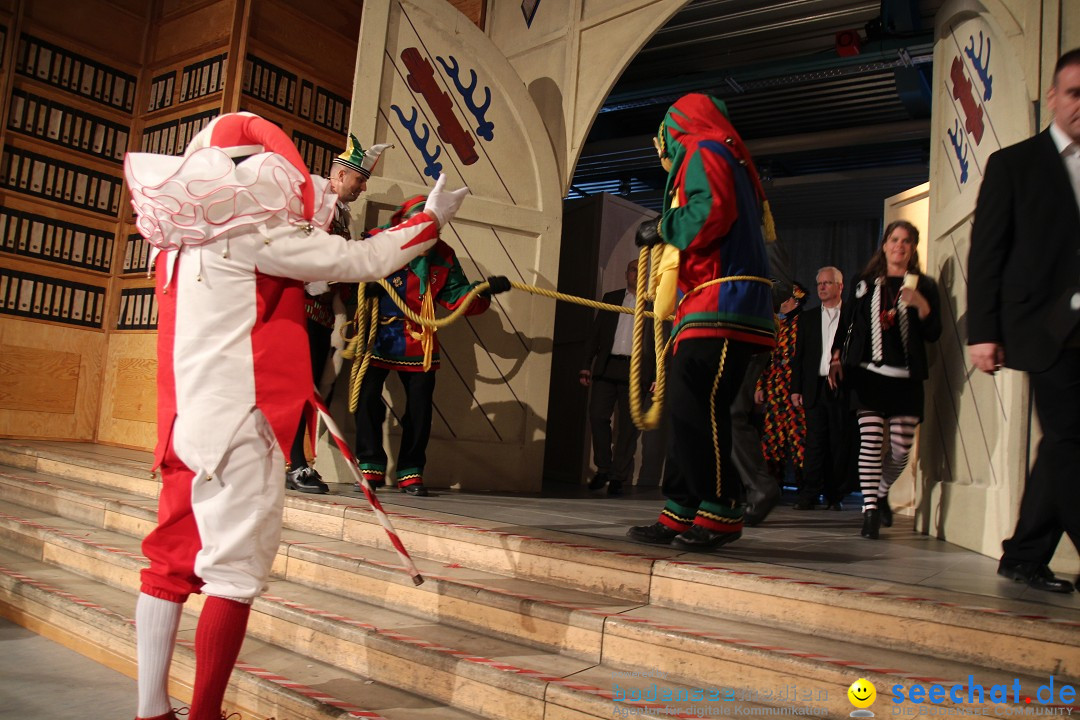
[968,129,1080,372]
[792,303,849,408]
[583,289,656,381]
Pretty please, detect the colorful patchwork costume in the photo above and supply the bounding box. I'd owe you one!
[354,195,505,496]
[629,93,776,551]
[756,284,807,483]
[123,113,466,720]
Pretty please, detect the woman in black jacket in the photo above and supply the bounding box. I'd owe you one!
[831,220,941,539]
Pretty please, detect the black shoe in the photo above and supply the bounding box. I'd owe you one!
[860,509,881,539]
[879,496,893,527]
[997,561,1075,594]
[672,526,742,551]
[826,501,845,511]
[401,484,429,497]
[744,496,778,527]
[627,522,679,544]
[588,472,610,491]
[793,498,817,511]
[607,479,623,497]
[286,466,329,494]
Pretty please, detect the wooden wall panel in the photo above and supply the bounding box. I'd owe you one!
[112,357,156,423]
[248,0,353,84]
[24,0,147,66]
[0,316,105,440]
[289,0,362,41]
[151,0,234,65]
[447,0,486,28]
[96,332,157,450]
[0,344,80,413]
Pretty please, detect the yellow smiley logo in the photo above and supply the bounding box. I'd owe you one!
[848,678,877,709]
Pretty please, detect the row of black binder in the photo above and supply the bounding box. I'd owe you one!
[1,145,124,217]
[147,71,176,113]
[123,233,152,274]
[116,287,158,330]
[16,33,137,114]
[242,54,297,113]
[9,88,129,163]
[0,268,106,328]
[179,53,228,104]
[292,131,339,178]
[240,54,349,135]
[142,109,219,156]
[313,86,349,134]
[0,207,114,272]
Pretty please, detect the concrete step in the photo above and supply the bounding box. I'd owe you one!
[0,547,487,720]
[0,506,772,720]
[0,492,1074,719]
[0,466,634,661]
[3,443,1079,683]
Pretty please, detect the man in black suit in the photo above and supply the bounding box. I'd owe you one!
[968,49,1080,594]
[791,266,851,511]
[580,259,655,496]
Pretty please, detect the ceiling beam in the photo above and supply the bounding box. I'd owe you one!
[580,119,930,162]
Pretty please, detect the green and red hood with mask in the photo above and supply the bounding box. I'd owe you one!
[656,93,775,351]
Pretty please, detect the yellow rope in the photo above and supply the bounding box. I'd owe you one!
[340,267,770,431]
[710,338,730,499]
[629,246,670,430]
[343,297,379,414]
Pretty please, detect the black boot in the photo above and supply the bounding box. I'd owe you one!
[286,466,329,494]
[627,522,679,544]
[672,526,742,551]
[879,495,893,527]
[861,509,881,539]
[588,471,610,491]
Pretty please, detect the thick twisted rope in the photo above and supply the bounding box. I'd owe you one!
[340,258,771,429]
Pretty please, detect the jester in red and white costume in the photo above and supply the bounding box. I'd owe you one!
[123,112,468,720]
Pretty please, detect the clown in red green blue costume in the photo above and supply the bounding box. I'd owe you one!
[355,195,510,496]
[629,93,776,551]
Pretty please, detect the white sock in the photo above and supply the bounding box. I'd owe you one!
[136,593,182,718]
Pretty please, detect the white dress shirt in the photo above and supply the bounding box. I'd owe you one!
[611,290,636,356]
[818,302,842,376]
[1050,121,1080,211]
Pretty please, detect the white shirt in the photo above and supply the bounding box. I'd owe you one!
[1049,121,1080,211]
[818,302,842,376]
[611,290,636,356]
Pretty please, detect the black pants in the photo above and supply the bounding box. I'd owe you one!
[290,320,333,468]
[799,377,854,504]
[730,352,778,508]
[354,366,437,477]
[588,356,640,482]
[662,338,753,509]
[1002,347,1080,566]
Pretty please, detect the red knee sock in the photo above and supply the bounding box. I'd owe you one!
[189,596,251,720]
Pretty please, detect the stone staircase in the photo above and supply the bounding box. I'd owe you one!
[0,439,1078,720]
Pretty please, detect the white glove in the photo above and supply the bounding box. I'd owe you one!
[305,281,330,296]
[423,174,469,228]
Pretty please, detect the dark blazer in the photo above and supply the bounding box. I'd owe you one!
[835,274,942,382]
[968,129,1080,372]
[583,289,655,380]
[792,303,850,408]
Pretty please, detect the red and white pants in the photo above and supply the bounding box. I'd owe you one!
[141,410,285,602]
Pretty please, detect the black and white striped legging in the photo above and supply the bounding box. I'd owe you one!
[856,412,918,511]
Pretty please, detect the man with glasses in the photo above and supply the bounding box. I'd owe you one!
[791,266,852,511]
